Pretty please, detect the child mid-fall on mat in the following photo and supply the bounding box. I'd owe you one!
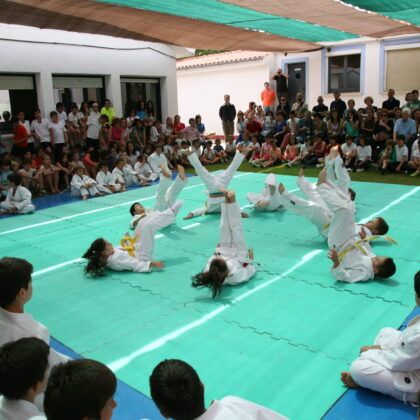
[341,271,420,404]
[192,189,256,297]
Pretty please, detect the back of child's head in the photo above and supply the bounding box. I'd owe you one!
[414,271,420,300]
[0,337,49,400]
[150,359,205,420]
[192,258,228,298]
[374,217,389,235]
[129,202,140,216]
[348,188,356,201]
[0,257,33,308]
[376,258,396,279]
[206,140,212,147]
[98,161,109,171]
[82,238,107,277]
[7,172,22,186]
[44,359,117,420]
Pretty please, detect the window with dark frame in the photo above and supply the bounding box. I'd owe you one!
[328,54,361,93]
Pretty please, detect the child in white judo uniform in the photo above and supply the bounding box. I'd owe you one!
[183,148,250,220]
[0,173,35,215]
[70,167,102,200]
[341,271,420,404]
[0,337,49,420]
[246,173,283,211]
[148,144,172,176]
[192,190,256,297]
[95,161,121,194]
[150,359,288,420]
[83,200,183,275]
[134,154,158,183]
[316,170,396,283]
[129,165,188,229]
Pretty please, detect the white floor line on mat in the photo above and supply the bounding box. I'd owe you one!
[107,187,420,372]
[32,222,202,277]
[0,173,251,236]
[107,249,323,372]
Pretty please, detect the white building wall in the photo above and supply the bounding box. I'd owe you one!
[0,24,178,118]
[177,59,271,134]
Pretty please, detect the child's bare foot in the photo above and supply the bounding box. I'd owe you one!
[317,169,327,185]
[278,183,285,194]
[328,146,340,160]
[82,195,88,200]
[299,167,304,177]
[159,164,171,178]
[340,372,359,388]
[183,212,193,220]
[177,164,187,180]
[241,212,249,218]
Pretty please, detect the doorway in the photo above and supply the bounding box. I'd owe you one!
[287,62,306,104]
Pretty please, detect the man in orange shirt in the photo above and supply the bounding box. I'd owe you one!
[261,82,276,114]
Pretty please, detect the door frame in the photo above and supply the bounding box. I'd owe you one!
[280,57,309,102]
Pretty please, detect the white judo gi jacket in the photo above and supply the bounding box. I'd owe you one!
[1,186,35,214]
[0,397,44,420]
[247,173,283,211]
[148,152,169,175]
[106,247,152,273]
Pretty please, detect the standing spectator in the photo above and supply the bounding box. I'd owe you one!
[55,102,68,125]
[67,104,83,147]
[382,89,400,117]
[100,99,116,123]
[86,102,101,149]
[273,68,289,102]
[49,111,68,161]
[195,114,206,137]
[276,96,290,119]
[291,93,308,118]
[219,94,236,141]
[330,91,347,119]
[393,108,417,146]
[312,96,328,117]
[136,100,147,120]
[0,111,14,150]
[146,100,155,119]
[402,91,413,109]
[261,82,276,113]
[31,109,51,149]
[11,116,30,159]
[17,111,34,153]
[363,96,377,118]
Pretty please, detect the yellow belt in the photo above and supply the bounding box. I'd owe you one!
[120,234,138,257]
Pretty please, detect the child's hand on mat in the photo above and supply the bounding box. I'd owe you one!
[359,227,367,240]
[151,261,165,269]
[360,345,381,354]
[328,248,340,267]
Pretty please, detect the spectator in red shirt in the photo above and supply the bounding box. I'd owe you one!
[261,82,276,113]
[11,116,30,158]
[173,115,186,135]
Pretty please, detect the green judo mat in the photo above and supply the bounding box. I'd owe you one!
[1,172,419,420]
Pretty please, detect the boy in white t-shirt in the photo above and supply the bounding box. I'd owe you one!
[30,110,51,149]
[341,136,357,170]
[67,104,83,147]
[55,102,68,125]
[355,135,372,172]
[150,359,288,420]
[49,111,67,161]
[390,136,409,173]
[0,337,49,420]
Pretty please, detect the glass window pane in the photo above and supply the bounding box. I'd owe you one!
[329,56,345,91]
[345,54,361,91]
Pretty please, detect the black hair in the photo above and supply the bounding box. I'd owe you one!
[56,102,64,108]
[11,116,19,124]
[374,217,389,235]
[192,258,228,298]
[50,111,58,118]
[414,271,420,298]
[98,160,109,170]
[130,202,140,216]
[376,258,396,279]
[150,359,205,420]
[0,337,49,399]
[7,172,22,185]
[44,359,117,420]
[0,257,33,308]
[100,114,109,122]
[348,188,356,201]
[82,238,107,277]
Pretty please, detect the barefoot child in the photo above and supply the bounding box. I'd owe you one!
[184,149,249,220]
[0,173,35,215]
[192,190,255,297]
[246,173,283,211]
[70,166,101,200]
[83,201,183,275]
[341,271,420,403]
[95,162,121,194]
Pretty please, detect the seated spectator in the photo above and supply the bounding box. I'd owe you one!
[191,139,202,158]
[244,101,256,120]
[108,118,123,146]
[327,110,344,140]
[0,173,35,215]
[125,142,139,167]
[360,108,376,141]
[136,100,147,120]
[44,359,117,420]
[148,144,171,175]
[150,359,287,420]
[252,137,273,167]
[130,118,145,151]
[393,108,417,147]
[0,337,49,420]
[373,110,393,160]
[275,96,290,119]
[96,161,121,194]
[150,120,162,144]
[225,136,236,159]
[303,135,326,167]
[379,139,396,175]
[261,111,275,137]
[200,140,221,165]
[38,155,60,194]
[330,91,347,119]
[291,92,308,118]
[98,114,110,149]
[273,112,287,147]
[284,136,300,167]
[363,96,378,117]
[70,166,101,200]
[134,154,158,183]
[343,110,359,140]
[100,99,116,123]
[18,157,39,191]
[195,114,206,138]
[261,138,282,168]
[182,118,201,143]
[119,153,147,186]
[235,111,246,144]
[382,89,400,117]
[390,136,409,173]
[312,112,327,141]
[245,116,262,141]
[408,138,419,176]
[408,89,420,110]
[312,96,328,117]
[393,108,402,122]
[355,136,372,172]
[173,115,186,136]
[296,111,313,144]
[213,138,228,163]
[325,136,341,156]
[55,154,72,190]
[341,136,358,170]
[163,138,175,165]
[120,118,130,144]
[286,110,299,141]
[81,146,98,179]
[179,141,191,166]
[126,109,138,128]
[255,105,265,123]
[343,99,356,119]
[249,137,261,165]
[340,271,419,405]
[162,117,174,139]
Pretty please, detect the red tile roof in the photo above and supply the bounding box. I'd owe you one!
[176,50,269,70]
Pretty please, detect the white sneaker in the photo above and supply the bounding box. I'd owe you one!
[347,168,353,172]
[315,163,324,168]
[171,200,183,215]
[356,168,365,173]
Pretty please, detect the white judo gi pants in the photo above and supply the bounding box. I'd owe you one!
[71,185,99,198]
[220,202,247,253]
[96,184,122,194]
[325,154,351,196]
[134,208,175,261]
[0,201,35,214]
[154,174,187,212]
[188,151,245,217]
[350,328,418,403]
[317,182,355,249]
